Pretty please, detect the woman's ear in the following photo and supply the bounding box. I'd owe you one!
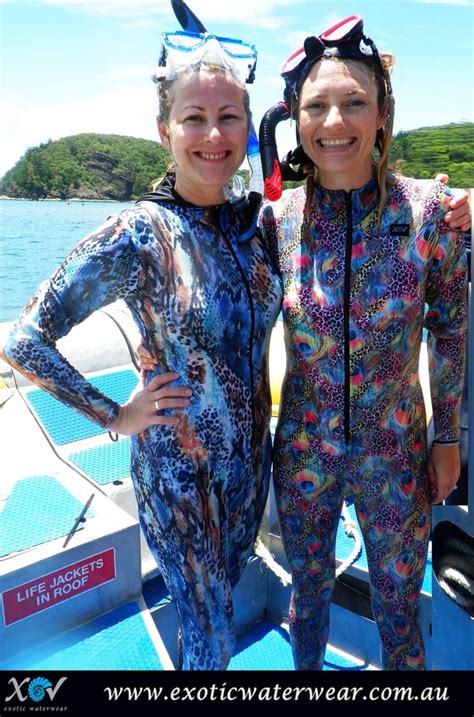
[158,120,170,150]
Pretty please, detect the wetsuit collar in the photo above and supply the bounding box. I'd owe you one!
[313,176,379,224]
[138,174,258,242]
[138,174,223,210]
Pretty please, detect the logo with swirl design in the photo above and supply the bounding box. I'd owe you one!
[5,676,68,704]
[27,677,53,702]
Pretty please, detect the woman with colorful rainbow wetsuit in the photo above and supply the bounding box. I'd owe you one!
[259,16,468,670]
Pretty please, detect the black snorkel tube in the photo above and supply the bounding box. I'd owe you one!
[258,102,290,201]
[258,102,314,200]
[258,39,308,201]
[171,0,206,33]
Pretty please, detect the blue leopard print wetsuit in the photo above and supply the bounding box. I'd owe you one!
[260,176,467,670]
[3,181,283,670]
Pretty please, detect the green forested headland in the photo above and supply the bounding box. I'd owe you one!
[388,122,473,187]
[0,134,172,201]
[1,123,472,201]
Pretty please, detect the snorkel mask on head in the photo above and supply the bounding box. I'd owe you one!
[281,15,392,112]
[259,15,393,200]
[153,30,257,85]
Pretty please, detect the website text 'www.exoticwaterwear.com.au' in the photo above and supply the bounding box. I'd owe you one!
[2,673,469,715]
[103,682,450,704]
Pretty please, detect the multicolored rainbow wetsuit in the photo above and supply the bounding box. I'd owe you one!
[3,181,283,670]
[260,176,467,670]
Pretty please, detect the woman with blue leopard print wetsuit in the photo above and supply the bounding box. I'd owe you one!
[2,36,282,670]
[259,17,468,670]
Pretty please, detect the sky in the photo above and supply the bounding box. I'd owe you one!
[0,0,473,178]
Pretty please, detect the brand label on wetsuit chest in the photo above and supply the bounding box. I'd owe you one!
[390,224,410,236]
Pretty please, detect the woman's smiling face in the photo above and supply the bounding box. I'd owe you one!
[159,69,249,205]
[298,59,387,191]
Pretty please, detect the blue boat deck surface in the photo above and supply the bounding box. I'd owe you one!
[1,602,164,671]
[1,605,372,671]
[25,369,139,446]
[24,368,139,487]
[0,475,94,557]
[229,621,373,671]
[69,438,131,485]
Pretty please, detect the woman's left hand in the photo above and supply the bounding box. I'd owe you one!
[435,174,471,231]
[427,442,461,504]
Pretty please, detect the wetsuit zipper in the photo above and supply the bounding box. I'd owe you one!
[344,192,353,444]
[220,231,256,444]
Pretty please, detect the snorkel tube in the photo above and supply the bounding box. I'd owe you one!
[171,0,206,32]
[258,41,306,201]
[258,102,290,201]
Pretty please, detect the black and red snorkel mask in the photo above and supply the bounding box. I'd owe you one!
[282,15,392,111]
[259,15,392,200]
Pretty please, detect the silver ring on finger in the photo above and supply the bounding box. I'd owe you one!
[154,400,161,412]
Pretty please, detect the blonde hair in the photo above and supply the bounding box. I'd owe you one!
[299,53,395,225]
[154,63,252,189]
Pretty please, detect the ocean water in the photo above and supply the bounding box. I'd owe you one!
[0,199,133,322]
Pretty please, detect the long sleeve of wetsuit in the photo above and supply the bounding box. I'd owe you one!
[2,212,143,428]
[424,202,468,444]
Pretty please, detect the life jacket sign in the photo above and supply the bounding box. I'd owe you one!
[2,548,116,626]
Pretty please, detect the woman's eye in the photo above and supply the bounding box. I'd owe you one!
[184,115,204,123]
[307,102,325,112]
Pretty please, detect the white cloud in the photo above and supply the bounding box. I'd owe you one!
[0,86,161,177]
[27,0,307,23]
[119,17,157,28]
[279,30,307,51]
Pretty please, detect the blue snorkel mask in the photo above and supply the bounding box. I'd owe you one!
[154,30,257,85]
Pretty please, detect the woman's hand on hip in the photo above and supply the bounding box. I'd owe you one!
[427,442,461,505]
[108,372,191,435]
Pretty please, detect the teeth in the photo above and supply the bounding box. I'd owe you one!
[319,138,352,147]
[199,152,227,160]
